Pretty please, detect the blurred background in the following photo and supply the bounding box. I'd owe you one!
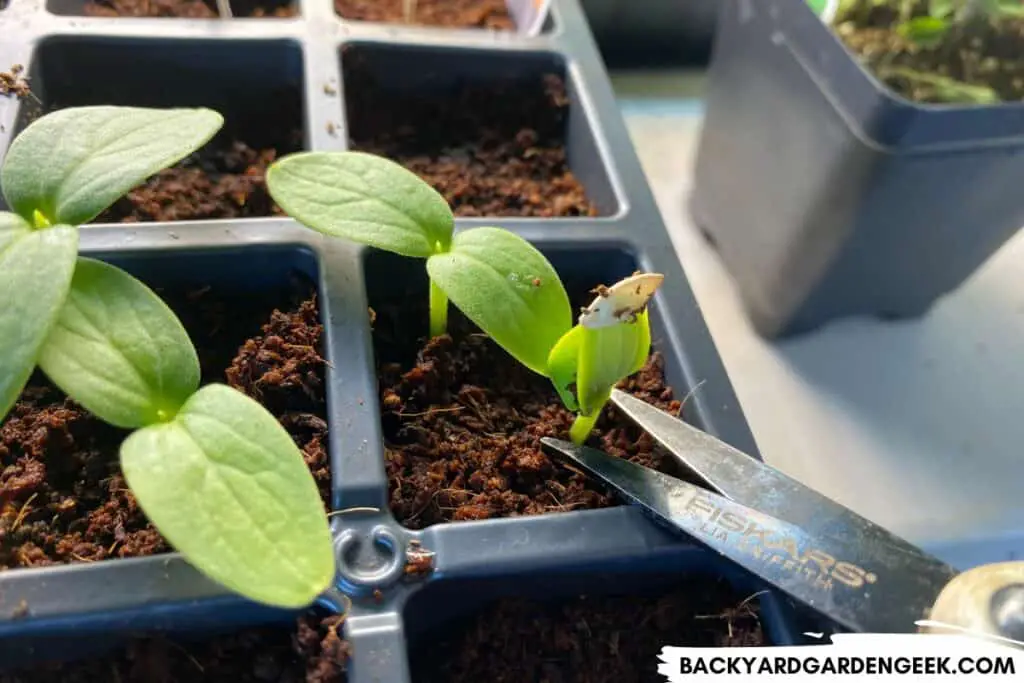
[595,0,1024,573]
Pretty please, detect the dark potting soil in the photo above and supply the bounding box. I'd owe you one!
[82,0,297,18]
[335,0,513,29]
[412,579,765,683]
[343,52,598,218]
[375,296,694,529]
[0,280,329,570]
[0,64,31,100]
[1,613,349,683]
[91,137,298,223]
[834,0,1024,103]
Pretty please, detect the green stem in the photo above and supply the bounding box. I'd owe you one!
[429,279,448,338]
[569,411,600,445]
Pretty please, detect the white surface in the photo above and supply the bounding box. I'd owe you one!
[615,82,1024,571]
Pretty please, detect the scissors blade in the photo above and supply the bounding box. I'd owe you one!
[541,437,960,635]
[609,389,929,558]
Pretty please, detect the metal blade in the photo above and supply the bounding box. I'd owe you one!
[609,388,930,558]
[541,437,960,634]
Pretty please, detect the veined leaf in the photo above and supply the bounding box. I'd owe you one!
[120,384,335,608]
[577,310,651,416]
[0,212,31,254]
[427,227,572,375]
[0,226,78,422]
[896,16,950,46]
[266,151,454,258]
[38,258,199,429]
[1,106,223,226]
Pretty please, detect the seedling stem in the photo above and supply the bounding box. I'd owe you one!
[429,279,448,338]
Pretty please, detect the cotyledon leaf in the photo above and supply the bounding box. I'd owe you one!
[547,324,583,412]
[1,106,223,226]
[427,227,572,375]
[120,384,335,608]
[37,258,200,430]
[266,151,454,258]
[0,211,31,254]
[576,310,651,416]
[0,226,78,423]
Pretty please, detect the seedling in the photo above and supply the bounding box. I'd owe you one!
[548,273,664,444]
[265,151,663,445]
[266,151,573,376]
[0,106,334,608]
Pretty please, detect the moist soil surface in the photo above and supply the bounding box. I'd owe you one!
[1,613,349,683]
[412,578,766,682]
[335,0,513,28]
[0,278,328,570]
[82,0,296,17]
[834,0,1024,103]
[343,51,598,218]
[375,293,695,529]
[90,134,299,223]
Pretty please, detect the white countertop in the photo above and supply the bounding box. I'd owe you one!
[614,71,1024,572]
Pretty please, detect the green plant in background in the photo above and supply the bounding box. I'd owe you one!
[0,106,334,608]
[831,0,1022,103]
[894,0,1024,45]
[265,151,663,445]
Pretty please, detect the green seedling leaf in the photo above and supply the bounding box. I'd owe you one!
[576,310,652,416]
[0,226,78,422]
[550,272,663,413]
[120,384,335,608]
[575,272,663,415]
[0,212,31,254]
[266,151,454,258]
[37,258,200,430]
[547,324,584,412]
[427,227,572,375]
[896,16,950,45]
[1,106,223,226]
[881,67,999,104]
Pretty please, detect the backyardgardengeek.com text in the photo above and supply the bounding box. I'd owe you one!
[674,655,1016,676]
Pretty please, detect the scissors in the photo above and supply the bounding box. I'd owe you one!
[540,389,1024,644]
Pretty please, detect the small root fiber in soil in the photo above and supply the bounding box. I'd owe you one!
[0,279,328,570]
[412,579,766,683]
[0,613,349,683]
[82,0,297,18]
[374,293,697,528]
[343,51,598,218]
[834,0,1024,103]
[335,0,513,29]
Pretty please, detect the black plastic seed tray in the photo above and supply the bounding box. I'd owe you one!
[0,0,809,679]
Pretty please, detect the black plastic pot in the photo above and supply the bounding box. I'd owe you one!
[692,0,1024,338]
[0,0,815,678]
